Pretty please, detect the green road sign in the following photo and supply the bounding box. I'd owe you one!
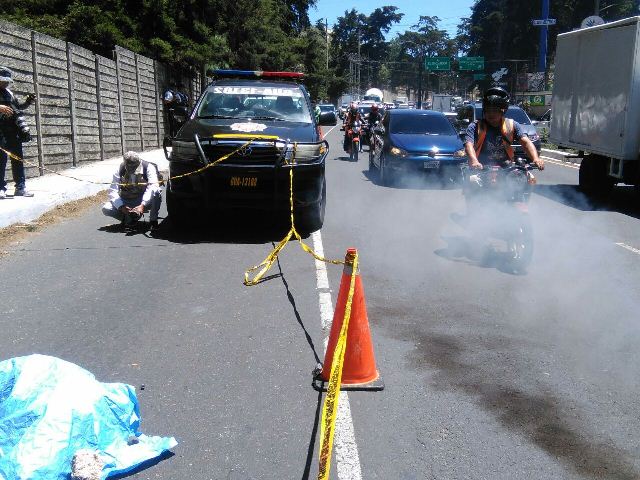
[425,57,450,71]
[529,94,546,106]
[459,56,484,71]
[473,73,486,81]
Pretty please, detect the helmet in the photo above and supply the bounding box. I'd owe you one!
[349,102,358,113]
[482,86,509,111]
[370,103,379,112]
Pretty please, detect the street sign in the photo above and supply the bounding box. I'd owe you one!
[532,18,557,26]
[458,56,484,71]
[473,74,486,81]
[529,94,546,106]
[425,57,450,71]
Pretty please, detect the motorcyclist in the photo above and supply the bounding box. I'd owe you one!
[365,103,383,148]
[343,102,362,152]
[464,87,544,171]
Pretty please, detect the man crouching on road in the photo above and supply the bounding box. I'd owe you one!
[102,151,162,231]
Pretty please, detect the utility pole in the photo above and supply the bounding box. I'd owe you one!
[417,54,423,109]
[357,29,361,99]
[538,0,550,72]
[325,18,329,70]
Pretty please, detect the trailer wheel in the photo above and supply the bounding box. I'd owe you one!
[579,155,614,198]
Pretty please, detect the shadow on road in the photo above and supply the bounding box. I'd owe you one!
[362,169,460,191]
[124,212,303,245]
[535,184,640,219]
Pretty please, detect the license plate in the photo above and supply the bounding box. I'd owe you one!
[230,176,258,187]
[423,160,440,169]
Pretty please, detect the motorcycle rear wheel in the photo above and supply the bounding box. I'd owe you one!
[507,217,533,273]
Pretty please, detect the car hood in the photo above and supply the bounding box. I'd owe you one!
[389,133,463,154]
[519,123,538,138]
[177,119,319,143]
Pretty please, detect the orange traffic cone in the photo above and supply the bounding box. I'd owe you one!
[313,248,384,391]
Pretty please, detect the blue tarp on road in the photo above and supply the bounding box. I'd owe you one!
[0,354,177,479]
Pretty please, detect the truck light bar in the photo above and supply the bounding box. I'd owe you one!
[210,69,304,80]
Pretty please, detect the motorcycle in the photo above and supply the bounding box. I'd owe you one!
[347,120,362,161]
[462,159,539,273]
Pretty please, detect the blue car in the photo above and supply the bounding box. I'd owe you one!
[369,109,467,186]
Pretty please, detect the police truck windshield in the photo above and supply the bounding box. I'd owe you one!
[198,85,312,123]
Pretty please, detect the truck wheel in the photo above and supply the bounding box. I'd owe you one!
[297,180,326,235]
[166,183,191,229]
[579,155,614,198]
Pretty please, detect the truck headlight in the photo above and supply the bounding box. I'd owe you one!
[171,141,199,161]
[390,147,408,157]
[290,143,327,164]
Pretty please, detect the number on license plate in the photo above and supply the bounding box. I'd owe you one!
[423,160,440,169]
[230,176,258,187]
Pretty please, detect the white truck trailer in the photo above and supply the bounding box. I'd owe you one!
[431,94,453,112]
[550,16,640,196]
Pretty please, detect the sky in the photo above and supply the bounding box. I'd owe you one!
[308,0,475,38]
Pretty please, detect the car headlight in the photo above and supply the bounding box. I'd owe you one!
[390,146,408,157]
[529,132,540,142]
[453,148,466,158]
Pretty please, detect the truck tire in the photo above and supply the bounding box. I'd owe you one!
[297,180,326,235]
[166,182,191,229]
[579,155,614,198]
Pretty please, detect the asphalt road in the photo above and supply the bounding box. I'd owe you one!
[1,125,639,479]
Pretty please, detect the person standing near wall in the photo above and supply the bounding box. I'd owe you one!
[0,66,35,199]
[162,81,189,139]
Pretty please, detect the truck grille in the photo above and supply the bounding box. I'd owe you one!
[203,144,282,166]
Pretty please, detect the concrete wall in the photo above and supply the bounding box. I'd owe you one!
[0,19,202,177]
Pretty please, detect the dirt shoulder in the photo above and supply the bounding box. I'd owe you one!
[0,191,107,257]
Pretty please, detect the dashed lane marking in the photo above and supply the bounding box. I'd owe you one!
[312,231,363,480]
[616,242,640,256]
[541,156,580,169]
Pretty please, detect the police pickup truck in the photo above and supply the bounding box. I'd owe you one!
[166,70,331,233]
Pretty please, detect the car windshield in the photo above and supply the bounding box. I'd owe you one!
[319,105,334,112]
[197,84,312,123]
[475,106,532,125]
[390,114,457,135]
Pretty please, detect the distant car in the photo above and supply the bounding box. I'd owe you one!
[531,108,551,139]
[455,103,542,155]
[369,109,467,186]
[396,103,410,109]
[318,104,338,125]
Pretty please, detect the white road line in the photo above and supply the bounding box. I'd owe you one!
[324,125,339,136]
[312,230,363,480]
[541,156,580,169]
[616,242,640,256]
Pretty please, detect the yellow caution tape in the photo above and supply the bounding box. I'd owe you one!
[243,142,343,286]
[0,141,254,188]
[317,251,358,480]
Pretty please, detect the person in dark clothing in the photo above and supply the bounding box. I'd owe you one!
[0,66,35,199]
[163,82,190,139]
